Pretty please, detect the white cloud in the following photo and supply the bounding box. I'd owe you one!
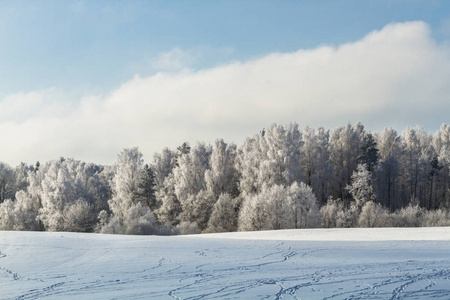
[1,21,449,166]
[150,47,199,71]
[147,46,235,72]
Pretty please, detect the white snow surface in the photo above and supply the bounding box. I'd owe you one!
[1,228,450,299]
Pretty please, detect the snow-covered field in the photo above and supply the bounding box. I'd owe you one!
[1,228,450,299]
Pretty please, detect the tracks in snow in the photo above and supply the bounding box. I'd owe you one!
[2,236,450,299]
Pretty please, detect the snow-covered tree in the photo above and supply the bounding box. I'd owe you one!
[173,142,211,203]
[152,147,176,191]
[172,143,212,227]
[329,123,366,201]
[0,162,17,203]
[261,123,303,187]
[359,133,379,172]
[375,128,401,210]
[289,182,320,228]
[63,199,96,232]
[135,164,157,210]
[155,174,181,226]
[205,193,238,232]
[108,147,145,222]
[205,139,239,199]
[300,126,331,204]
[238,184,296,231]
[347,164,375,209]
[0,190,41,231]
[237,123,303,198]
[37,160,77,231]
[237,134,266,197]
[152,147,180,225]
[104,148,157,234]
[178,189,215,230]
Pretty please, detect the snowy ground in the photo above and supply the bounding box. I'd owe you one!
[1,228,450,299]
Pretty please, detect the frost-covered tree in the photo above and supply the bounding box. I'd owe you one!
[0,190,41,231]
[152,147,180,225]
[238,184,290,231]
[37,160,78,231]
[0,162,17,203]
[104,148,157,234]
[237,123,303,197]
[108,147,145,222]
[347,164,375,209]
[399,127,422,206]
[152,147,176,191]
[178,189,215,230]
[31,159,103,232]
[432,123,450,208]
[237,134,266,197]
[63,199,96,232]
[289,182,320,228]
[155,173,181,226]
[205,193,238,233]
[300,126,331,204]
[205,139,239,199]
[173,142,211,203]
[329,123,366,201]
[261,123,303,187]
[172,143,212,227]
[14,162,31,193]
[236,181,321,231]
[375,128,401,210]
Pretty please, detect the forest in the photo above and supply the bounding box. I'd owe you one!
[0,122,449,235]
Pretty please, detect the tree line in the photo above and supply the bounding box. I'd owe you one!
[0,122,449,234]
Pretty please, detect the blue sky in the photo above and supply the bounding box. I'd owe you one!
[1,1,450,165]
[2,0,449,97]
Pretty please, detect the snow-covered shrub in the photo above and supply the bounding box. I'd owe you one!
[101,203,157,235]
[63,199,96,232]
[122,203,156,235]
[392,203,424,227]
[176,221,201,235]
[321,198,358,228]
[100,216,124,234]
[335,204,359,228]
[320,198,341,228]
[358,201,391,227]
[238,184,294,231]
[95,210,110,233]
[421,209,450,227]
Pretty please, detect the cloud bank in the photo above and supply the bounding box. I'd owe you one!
[1,21,449,166]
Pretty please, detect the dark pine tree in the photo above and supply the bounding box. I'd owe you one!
[136,164,158,211]
[359,133,379,172]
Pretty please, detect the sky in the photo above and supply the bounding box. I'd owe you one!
[1,0,450,166]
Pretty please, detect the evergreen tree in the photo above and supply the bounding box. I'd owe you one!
[136,164,157,210]
[347,164,376,209]
[359,133,379,172]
